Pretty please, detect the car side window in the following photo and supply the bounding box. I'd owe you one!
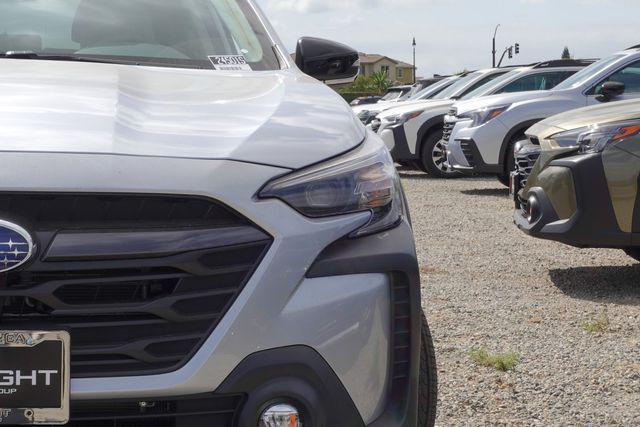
[458,72,508,97]
[497,71,576,93]
[591,60,640,94]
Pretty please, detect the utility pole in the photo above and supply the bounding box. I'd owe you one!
[492,24,500,68]
[412,37,416,84]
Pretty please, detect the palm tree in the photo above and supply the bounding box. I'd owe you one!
[370,70,391,94]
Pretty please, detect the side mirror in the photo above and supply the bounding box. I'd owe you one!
[597,81,625,102]
[295,37,359,84]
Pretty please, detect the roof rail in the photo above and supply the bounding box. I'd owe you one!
[626,44,640,50]
[533,59,597,68]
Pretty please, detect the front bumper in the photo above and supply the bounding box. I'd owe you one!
[514,153,631,248]
[446,119,505,174]
[380,125,418,162]
[0,150,422,426]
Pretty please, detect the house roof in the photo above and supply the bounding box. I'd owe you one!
[359,52,415,69]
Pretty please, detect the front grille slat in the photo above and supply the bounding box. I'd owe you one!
[459,141,476,167]
[0,193,271,378]
[442,121,455,143]
[515,148,541,188]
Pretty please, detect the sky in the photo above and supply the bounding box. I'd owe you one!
[256,0,640,77]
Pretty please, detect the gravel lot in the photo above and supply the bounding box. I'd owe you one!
[401,169,640,426]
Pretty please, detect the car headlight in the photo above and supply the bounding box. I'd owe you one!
[549,120,640,153]
[384,110,424,127]
[259,137,405,237]
[458,104,511,127]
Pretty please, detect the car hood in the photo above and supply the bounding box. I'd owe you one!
[452,90,553,116]
[527,97,640,140]
[0,59,365,169]
[377,99,454,119]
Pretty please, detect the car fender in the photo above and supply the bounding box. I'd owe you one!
[415,114,446,157]
[497,97,585,166]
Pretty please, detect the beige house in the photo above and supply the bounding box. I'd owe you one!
[358,53,416,84]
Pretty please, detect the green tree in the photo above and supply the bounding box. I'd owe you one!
[561,47,571,60]
[369,70,391,93]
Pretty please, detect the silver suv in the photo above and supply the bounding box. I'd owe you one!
[0,1,436,426]
[446,49,640,185]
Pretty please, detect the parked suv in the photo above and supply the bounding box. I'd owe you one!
[354,76,459,125]
[445,51,640,185]
[513,98,640,262]
[376,61,587,177]
[0,1,436,426]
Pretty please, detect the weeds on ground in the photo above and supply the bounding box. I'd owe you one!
[469,348,520,372]
[581,310,610,333]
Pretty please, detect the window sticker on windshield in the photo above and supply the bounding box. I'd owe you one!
[208,55,252,71]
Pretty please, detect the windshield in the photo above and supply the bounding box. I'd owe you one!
[433,72,482,100]
[408,78,456,100]
[0,0,280,70]
[460,69,524,100]
[381,89,404,101]
[553,54,625,90]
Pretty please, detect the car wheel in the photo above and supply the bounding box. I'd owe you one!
[418,310,438,427]
[624,248,640,262]
[420,131,461,178]
[497,137,523,187]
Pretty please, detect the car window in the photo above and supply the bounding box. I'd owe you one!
[591,60,640,94]
[433,72,483,100]
[381,90,402,101]
[457,71,509,98]
[554,54,625,90]
[497,71,577,93]
[0,0,281,70]
[408,78,456,100]
[460,69,523,100]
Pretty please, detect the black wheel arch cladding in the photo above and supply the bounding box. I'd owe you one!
[500,119,544,166]
[417,114,446,157]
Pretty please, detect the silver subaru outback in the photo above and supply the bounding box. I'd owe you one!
[0,1,436,426]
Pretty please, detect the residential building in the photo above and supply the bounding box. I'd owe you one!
[358,53,416,84]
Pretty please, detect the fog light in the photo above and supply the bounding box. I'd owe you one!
[259,403,302,427]
[527,195,539,223]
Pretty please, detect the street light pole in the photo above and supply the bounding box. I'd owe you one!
[412,37,416,84]
[492,24,500,68]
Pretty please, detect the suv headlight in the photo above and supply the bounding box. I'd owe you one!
[458,104,511,127]
[549,120,640,154]
[259,138,405,237]
[384,110,424,127]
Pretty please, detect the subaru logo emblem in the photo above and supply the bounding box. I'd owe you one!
[0,220,34,273]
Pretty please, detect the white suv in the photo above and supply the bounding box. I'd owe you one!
[376,61,587,177]
[445,48,640,185]
[354,76,459,125]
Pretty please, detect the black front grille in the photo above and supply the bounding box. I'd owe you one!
[459,140,476,166]
[442,121,455,143]
[357,110,373,125]
[0,193,271,378]
[66,393,245,427]
[371,119,381,133]
[515,148,541,187]
[390,277,411,384]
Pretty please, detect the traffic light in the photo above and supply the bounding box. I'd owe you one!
[515,43,520,55]
[508,47,513,59]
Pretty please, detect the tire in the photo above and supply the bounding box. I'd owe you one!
[497,137,523,187]
[418,311,438,427]
[624,248,640,262]
[419,130,461,178]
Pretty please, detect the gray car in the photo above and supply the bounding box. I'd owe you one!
[0,1,436,427]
